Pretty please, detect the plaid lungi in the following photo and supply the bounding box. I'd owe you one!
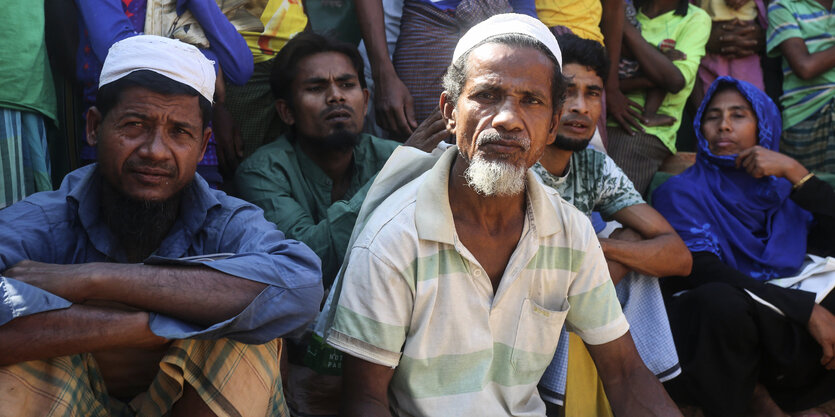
[782,99,835,173]
[0,108,52,209]
[606,126,672,198]
[0,338,288,417]
[225,59,284,159]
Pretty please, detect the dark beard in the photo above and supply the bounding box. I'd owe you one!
[100,181,184,262]
[301,129,360,153]
[552,134,592,151]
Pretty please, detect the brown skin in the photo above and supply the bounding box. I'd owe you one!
[1,88,269,414]
[355,0,416,139]
[275,51,369,202]
[540,63,691,284]
[340,43,682,417]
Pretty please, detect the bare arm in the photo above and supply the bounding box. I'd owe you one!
[0,304,167,366]
[622,22,686,93]
[355,0,416,139]
[618,75,659,92]
[778,37,835,80]
[4,261,266,326]
[586,332,683,416]
[602,0,648,133]
[340,354,395,417]
[599,204,693,278]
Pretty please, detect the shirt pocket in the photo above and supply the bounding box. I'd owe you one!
[510,298,568,373]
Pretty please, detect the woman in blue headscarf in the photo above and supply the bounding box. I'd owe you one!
[654,76,835,417]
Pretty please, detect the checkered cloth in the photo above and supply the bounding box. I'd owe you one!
[781,99,835,173]
[0,338,288,417]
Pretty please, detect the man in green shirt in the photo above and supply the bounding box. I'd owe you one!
[236,32,445,287]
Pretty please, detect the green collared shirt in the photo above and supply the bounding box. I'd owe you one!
[235,133,399,286]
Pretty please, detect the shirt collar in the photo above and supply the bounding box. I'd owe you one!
[414,147,562,244]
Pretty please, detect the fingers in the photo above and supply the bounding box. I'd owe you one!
[822,342,835,370]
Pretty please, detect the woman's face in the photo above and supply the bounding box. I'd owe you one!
[701,88,758,156]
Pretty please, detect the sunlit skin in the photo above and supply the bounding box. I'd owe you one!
[540,63,604,176]
[558,63,604,143]
[443,43,560,172]
[276,51,369,141]
[701,88,758,156]
[86,87,210,202]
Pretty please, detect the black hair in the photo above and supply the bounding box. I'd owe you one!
[634,0,689,16]
[441,33,568,113]
[95,70,212,129]
[270,31,367,106]
[555,32,610,84]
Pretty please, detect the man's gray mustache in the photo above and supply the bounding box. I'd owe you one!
[477,131,531,150]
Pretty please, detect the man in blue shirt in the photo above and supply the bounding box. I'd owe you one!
[0,35,322,416]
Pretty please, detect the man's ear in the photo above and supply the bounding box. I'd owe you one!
[86,107,103,147]
[546,105,562,146]
[361,87,370,118]
[440,92,456,134]
[275,99,295,126]
[198,126,212,163]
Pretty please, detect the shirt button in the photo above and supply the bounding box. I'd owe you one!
[473,269,482,277]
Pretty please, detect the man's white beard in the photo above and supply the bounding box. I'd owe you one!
[463,154,527,197]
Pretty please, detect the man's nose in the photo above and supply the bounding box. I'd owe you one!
[326,83,346,104]
[492,99,524,131]
[137,128,171,159]
[568,95,588,114]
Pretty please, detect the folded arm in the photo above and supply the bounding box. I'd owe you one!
[0,303,167,366]
[600,203,692,280]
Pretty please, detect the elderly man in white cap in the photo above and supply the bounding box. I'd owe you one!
[0,35,322,416]
[324,14,682,416]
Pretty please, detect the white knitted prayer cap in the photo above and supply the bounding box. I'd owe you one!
[452,13,562,68]
[99,35,215,103]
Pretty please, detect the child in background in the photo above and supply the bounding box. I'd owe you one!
[767,0,835,172]
[619,0,688,126]
[697,0,765,93]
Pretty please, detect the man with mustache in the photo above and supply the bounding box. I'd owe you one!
[326,14,682,416]
[236,32,447,288]
[0,35,323,416]
[533,33,692,415]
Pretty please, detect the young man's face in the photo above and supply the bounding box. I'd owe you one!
[86,86,209,202]
[444,43,560,173]
[277,51,369,146]
[553,63,604,151]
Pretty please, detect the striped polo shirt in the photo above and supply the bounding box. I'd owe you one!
[767,0,835,129]
[327,147,629,416]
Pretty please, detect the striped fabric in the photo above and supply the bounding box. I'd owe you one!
[225,60,284,159]
[391,0,510,124]
[767,0,835,130]
[327,147,629,416]
[0,108,51,209]
[606,126,673,198]
[781,99,835,171]
[392,0,460,124]
[0,338,288,417]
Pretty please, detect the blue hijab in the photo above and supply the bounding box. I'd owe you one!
[654,77,812,280]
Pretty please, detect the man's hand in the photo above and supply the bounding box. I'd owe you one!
[606,85,645,134]
[736,145,809,183]
[601,227,642,285]
[212,102,244,178]
[724,0,749,10]
[662,48,687,61]
[808,304,835,370]
[375,70,417,140]
[403,107,448,152]
[4,260,94,303]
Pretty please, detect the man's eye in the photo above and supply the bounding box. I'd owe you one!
[341,82,356,88]
[475,92,495,100]
[523,97,543,104]
[306,86,324,92]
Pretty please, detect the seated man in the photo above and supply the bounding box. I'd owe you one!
[236,32,445,287]
[533,33,692,413]
[325,14,682,416]
[0,35,323,417]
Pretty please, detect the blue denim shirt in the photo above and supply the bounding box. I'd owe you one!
[0,164,323,343]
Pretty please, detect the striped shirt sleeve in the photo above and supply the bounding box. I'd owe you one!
[328,246,414,368]
[767,1,802,56]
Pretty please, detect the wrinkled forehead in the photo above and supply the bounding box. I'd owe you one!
[463,43,555,92]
